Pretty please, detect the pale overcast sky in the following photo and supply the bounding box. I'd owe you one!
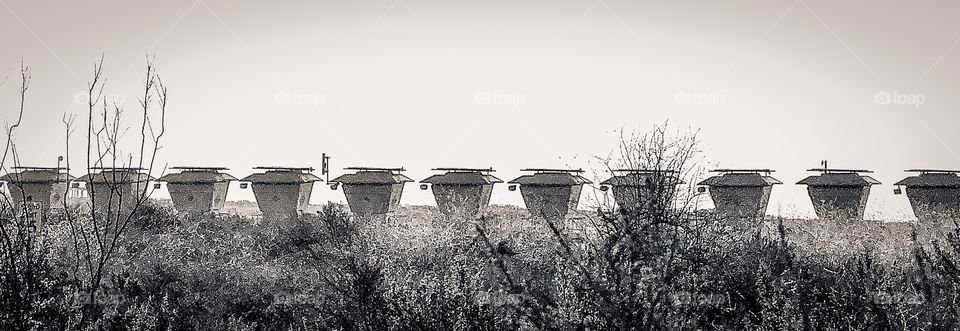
[2,0,960,220]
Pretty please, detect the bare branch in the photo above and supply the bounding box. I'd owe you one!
[0,61,30,173]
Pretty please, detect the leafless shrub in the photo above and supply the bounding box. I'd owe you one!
[475,122,735,329]
[54,56,168,324]
[0,61,71,329]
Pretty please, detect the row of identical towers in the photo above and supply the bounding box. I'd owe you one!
[2,165,959,223]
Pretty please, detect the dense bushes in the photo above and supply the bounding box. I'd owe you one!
[0,209,72,330]
[1,203,959,329]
